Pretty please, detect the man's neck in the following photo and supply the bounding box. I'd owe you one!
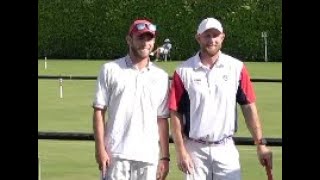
[199,50,220,69]
[129,53,149,70]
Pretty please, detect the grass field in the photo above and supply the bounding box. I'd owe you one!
[38,59,282,180]
[38,141,282,180]
[38,59,282,78]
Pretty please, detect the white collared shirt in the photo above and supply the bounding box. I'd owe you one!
[169,51,256,142]
[93,55,169,164]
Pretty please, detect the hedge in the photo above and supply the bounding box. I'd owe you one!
[38,0,282,61]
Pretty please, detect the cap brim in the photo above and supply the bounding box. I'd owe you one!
[132,30,155,37]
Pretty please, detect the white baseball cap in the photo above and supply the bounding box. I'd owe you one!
[197,17,223,35]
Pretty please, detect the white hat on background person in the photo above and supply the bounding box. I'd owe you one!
[197,17,223,35]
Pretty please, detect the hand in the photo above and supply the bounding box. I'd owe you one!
[257,145,272,169]
[95,149,110,177]
[156,159,169,180]
[177,151,194,174]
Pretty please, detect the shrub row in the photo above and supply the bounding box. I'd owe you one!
[38,0,282,61]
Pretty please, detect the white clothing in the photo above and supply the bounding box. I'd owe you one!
[93,55,170,164]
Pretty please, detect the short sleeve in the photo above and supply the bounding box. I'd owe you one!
[92,65,109,109]
[157,74,170,118]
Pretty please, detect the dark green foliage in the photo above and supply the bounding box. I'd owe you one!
[38,0,282,61]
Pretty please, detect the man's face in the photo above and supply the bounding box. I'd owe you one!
[127,33,155,59]
[196,28,225,57]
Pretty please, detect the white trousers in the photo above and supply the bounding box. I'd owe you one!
[184,138,241,180]
[101,158,157,180]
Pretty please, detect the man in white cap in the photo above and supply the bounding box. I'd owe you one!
[92,18,170,180]
[169,17,273,180]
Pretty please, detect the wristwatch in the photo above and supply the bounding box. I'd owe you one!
[160,157,170,161]
[254,138,267,145]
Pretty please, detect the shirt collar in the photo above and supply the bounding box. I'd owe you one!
[193,52,203,70]
[193,51,223,70]
[124,55,152,71]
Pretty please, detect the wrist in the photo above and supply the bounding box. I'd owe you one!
[254,138,267,146]
[159,156,170,162]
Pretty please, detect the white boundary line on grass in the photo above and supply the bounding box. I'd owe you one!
[39,157,41,180]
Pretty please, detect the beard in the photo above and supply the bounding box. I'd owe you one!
[202,44,221,57]
[130,46,151,59]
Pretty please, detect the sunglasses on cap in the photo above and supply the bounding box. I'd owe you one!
[135,23,157,32]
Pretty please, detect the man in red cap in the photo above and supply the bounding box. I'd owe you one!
[92,18,170,180]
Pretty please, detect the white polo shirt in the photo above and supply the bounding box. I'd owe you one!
[93,55,169,164]
[169,51,256,142]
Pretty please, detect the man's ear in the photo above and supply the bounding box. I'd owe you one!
[220,32,225,41]
[195,34,200,43]
[126,35,132,45]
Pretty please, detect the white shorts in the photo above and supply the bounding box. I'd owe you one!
[184,138,241,180]
[159,47,169,55]
[158,47,164,54]
[162,49,169,55]
[101,158,157,180]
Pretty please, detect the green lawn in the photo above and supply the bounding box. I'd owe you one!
[38,59,282,79]
[38,80,281,137]
[38,59,282,180]
[38,140,282,180]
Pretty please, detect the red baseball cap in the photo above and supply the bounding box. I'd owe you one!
[128,19,157,37]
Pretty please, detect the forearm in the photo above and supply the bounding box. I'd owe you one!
[93,108,106,153]
[241,103,263,142]
[158,118,170,158]
[170,110,187,154]
[242,103,272,168]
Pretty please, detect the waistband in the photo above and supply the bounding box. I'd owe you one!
[187,135,233,145]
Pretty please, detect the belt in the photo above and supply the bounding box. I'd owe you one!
[187,135,233,145]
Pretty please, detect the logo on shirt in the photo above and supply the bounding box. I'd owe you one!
[222,75,228,81]
[193,79,202,85]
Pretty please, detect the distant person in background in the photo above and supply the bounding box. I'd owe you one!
[153,38,172,62]
[169,17,273,180]
[92,18,170,180]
